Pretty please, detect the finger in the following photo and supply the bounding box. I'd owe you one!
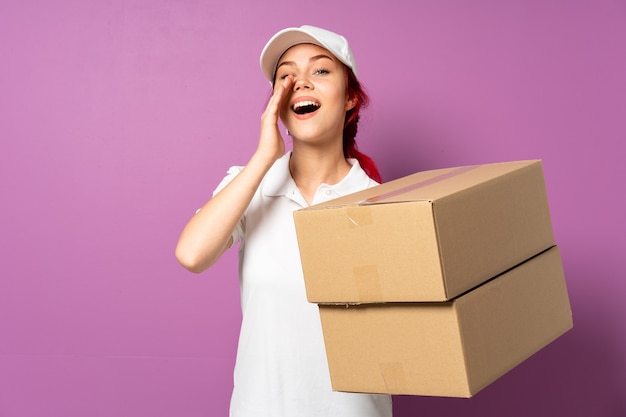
[268,75,293,111]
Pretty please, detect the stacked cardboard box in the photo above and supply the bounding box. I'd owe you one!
[293,160,573,397]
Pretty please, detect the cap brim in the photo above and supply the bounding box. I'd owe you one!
[260,28,328,82]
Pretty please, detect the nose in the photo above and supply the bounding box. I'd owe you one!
[293,75,312,91]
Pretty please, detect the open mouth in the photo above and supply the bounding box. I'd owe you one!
[292,100,320,115]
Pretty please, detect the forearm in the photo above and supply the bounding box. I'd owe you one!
[175,151,276,273]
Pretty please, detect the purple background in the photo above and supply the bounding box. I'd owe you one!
[1,0,624,416]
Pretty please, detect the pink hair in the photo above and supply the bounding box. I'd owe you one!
[342,67,382,183]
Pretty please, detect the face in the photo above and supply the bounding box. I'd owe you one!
[274,43,355,145]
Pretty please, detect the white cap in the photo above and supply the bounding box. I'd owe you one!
[260,25,358,82]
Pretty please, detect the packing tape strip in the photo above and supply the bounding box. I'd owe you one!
[354,265,383,302]
[365,165,479,203]
[380,362,406,394]
[346,205,373,228]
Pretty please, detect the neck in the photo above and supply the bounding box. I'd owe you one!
[289,142,351,203]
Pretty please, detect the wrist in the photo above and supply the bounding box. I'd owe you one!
[248,149,280,174]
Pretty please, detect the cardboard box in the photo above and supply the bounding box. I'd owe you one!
[318,246,573,397]
[294,160,555,302]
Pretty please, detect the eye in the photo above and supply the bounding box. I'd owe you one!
[314,68,330,76]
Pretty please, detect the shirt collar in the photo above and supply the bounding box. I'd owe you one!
[262,151,376,202]
[321,157,375,201]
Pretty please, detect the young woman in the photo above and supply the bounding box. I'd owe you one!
[176,25,392,417]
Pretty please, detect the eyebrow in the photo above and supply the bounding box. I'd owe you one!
[276,54,335,71]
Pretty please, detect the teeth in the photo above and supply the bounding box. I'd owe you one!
[292,101,320,110]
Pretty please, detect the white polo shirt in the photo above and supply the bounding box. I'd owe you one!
[213,152,392,417]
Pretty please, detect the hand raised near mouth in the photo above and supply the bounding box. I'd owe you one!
[257,74,294,164]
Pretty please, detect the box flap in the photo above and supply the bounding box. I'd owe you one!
[302,160,542,210]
